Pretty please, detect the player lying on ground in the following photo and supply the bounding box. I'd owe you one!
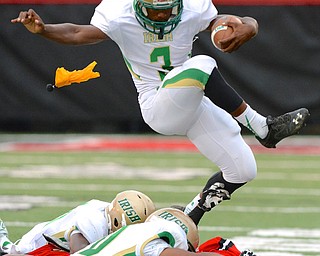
[0,190,156,254]
[2,208,256,256]
[11,0,310,227]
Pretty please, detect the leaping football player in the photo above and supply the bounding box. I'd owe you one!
[11,0,310,225]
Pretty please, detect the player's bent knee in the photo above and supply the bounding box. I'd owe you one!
[246,166,257,181]
[184,55,218,75]
[242,160,257,182]
[228,151,257,183]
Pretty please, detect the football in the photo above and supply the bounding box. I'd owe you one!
[211,15,242,51]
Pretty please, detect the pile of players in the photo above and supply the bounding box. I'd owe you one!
[0,190,260,256]
[0,190,256,256]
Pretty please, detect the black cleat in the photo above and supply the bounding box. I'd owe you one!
[0,219,9,255]
[257,108,310,148]
[198,183,230,212]
[240,250,257,256]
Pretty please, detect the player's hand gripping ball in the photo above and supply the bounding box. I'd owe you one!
[211,15,242,51]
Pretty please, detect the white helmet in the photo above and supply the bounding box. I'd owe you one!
[106,190,156,233]
[146,207,199,251]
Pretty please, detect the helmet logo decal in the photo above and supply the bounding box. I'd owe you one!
[158,211,189,234]
[118,198,142,223]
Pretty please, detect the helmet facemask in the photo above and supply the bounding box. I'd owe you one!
[134,0,183,39]
[106,204,127,233]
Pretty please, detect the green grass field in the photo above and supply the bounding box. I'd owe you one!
[1,136,320,255]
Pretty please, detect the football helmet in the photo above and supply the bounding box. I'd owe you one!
[146,207,199,251]
[134,0,183,39]
[105,190,156,233]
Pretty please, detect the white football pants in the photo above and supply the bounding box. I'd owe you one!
[140,55,257,183]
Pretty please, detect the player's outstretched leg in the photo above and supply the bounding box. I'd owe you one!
[256,108,310,148]
[186,172,246,225]
[204,68,310,148]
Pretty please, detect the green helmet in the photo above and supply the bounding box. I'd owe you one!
[134,0,183,39]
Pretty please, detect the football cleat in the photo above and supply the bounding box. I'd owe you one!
[198,183,231,212]
[0,219,9,254]
[0,250,7,256]
[256,108,310,148]
[240,249,257,256]
[0,219,8,238]
[43,234,70,252]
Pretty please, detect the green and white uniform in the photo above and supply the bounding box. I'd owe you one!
[73,219,187,256]
[13,200,110,254]
[91,0,257,184]
[91,0,217,95]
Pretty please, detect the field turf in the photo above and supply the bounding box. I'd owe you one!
[0,134,319,255]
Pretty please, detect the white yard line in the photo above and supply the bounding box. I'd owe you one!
[1,194,320,214]
[1,182,320,196]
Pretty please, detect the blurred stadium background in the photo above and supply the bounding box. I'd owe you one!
[1,0,320,255]
[0,0,319,134]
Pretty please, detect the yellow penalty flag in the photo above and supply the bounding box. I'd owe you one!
[54,61,100,88]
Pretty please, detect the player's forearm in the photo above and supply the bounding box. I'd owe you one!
[40,23,85,45]
[69,233,90,253]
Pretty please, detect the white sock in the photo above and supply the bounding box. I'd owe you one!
[184,193,201,215]
[235,105,268,139]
